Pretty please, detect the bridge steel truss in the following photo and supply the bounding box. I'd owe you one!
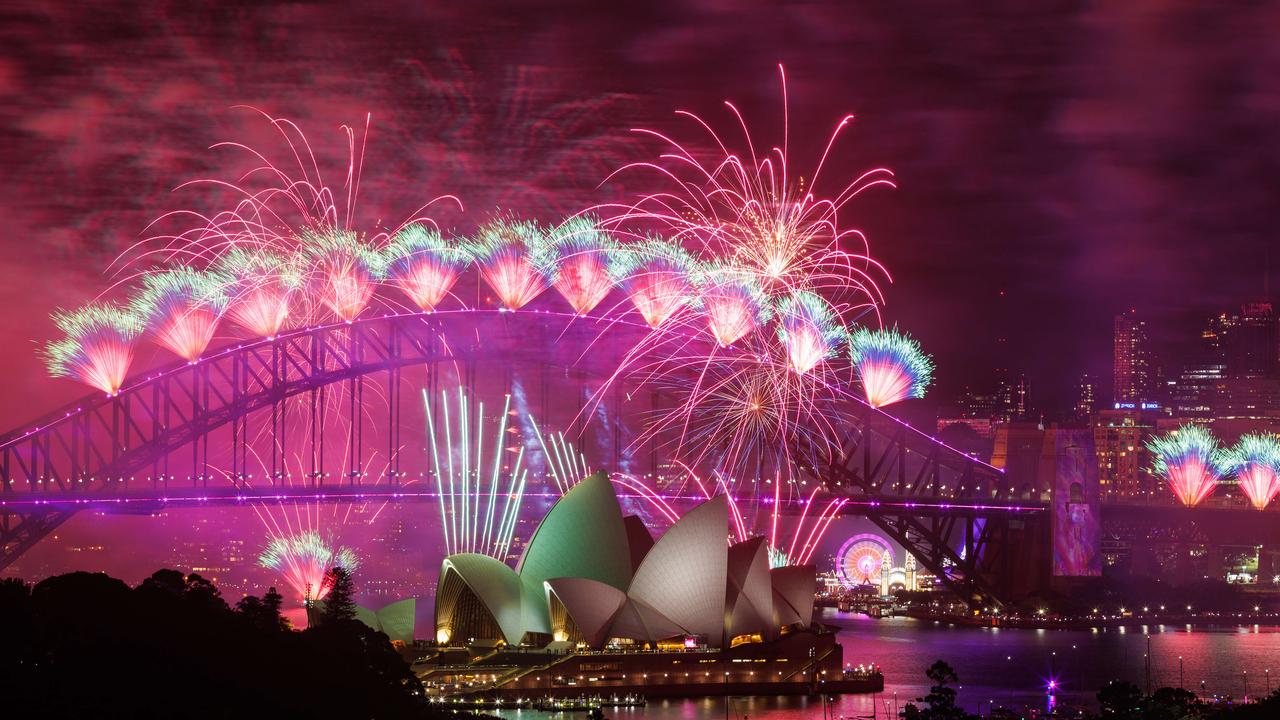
[0,310,1042,604]
[820,402,1047,609]
[0,311,635,571]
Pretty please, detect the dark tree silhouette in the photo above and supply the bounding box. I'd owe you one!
[1097,680,1144,719]
[324,566,358,623]
[901,660,977,720]
[0,569,465,719]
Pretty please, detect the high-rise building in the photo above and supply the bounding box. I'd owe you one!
[1114,311,1153,405]
[1076,374,1096,420]
[1214,302,1279,379]
[1092,408,1159,500]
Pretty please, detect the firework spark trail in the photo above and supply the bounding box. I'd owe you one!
[43,303,142,396]
[258,529,360,603]
[848,327,934,408]
[547,215,617,315]
[664,462,843,568]
[609,236,697,329]
[384,223,471,312]
[609,472,680,524]
[424,387,528,559]
[470,218,553,310]
[215,248,303,338]
[776,290,846,375]
[1147,424,1222,507]
[529,416,592,495]
[130,267,228,362]
[583,64,902,476]
[1218,433,1280,510]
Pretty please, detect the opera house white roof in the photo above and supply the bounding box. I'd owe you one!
[434,471,817,648]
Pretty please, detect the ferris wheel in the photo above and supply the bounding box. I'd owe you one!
[835,533,893,588]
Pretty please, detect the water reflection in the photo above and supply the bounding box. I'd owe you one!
[494,607,1280,719]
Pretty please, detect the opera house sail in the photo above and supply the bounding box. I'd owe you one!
[433,471,817,649]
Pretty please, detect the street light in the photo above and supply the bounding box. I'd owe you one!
[1179,656,1184,690]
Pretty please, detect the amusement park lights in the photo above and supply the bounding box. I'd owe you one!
[848,327,934,408]
[384,223,471,312]
[470,218,553,310]
[258,529,360,604]
[1147,424,1221,508]
[130,267,229,362]
[43,303,142,396]
[547,215,617,315]
[1218,433,1280,510]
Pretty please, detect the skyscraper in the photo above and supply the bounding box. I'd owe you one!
[1216,302,1279,379]
[1076,373,1096,420]
[1114,310,1152,405]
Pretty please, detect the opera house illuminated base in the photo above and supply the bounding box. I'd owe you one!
[426,473,880,698]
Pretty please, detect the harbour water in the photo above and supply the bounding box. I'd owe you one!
[493,607,1280,718]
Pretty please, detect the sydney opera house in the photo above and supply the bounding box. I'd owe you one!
[434,472,817,649]
[425,474,877,698]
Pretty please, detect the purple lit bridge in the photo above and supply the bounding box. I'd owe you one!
[0,310,1043,607]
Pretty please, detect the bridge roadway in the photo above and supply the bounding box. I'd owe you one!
[0,484,1048,516]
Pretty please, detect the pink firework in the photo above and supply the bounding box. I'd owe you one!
[1218,433,1280,510]
[696,267,769,347]
[304,229,386,323]
[258,530,360,604]
[777,291,846,375]
[44,304,142,396]
[216,249,301,338]
[470,218,552,310]
[610,236,697,329]
[385,224,470,312]
[548,216,617,315]
[130,267,227,362]
[848,327,934,408]
[1147,425,1221,508]
[597,63,891,318]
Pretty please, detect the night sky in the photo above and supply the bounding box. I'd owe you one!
[4,0,1280,426]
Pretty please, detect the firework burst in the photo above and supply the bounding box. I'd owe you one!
[1218,433,1280,510]
[470,218,552,310]
[776,291,846,375]
[303,229,387,322]
[1147,424,1221,507]
[258,530,360,603]
[597,63,891,318]
[44,303,143,395]
[610,236,697,329]
[547,215,617,315]
[848,327,933,407]
[384,223,471,312]
[130,267,228,362]
[215,248,303,338]
[693,266,771,347]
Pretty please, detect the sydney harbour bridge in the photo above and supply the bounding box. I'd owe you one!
[2,303,1052,607]
[8,305,1280,611]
